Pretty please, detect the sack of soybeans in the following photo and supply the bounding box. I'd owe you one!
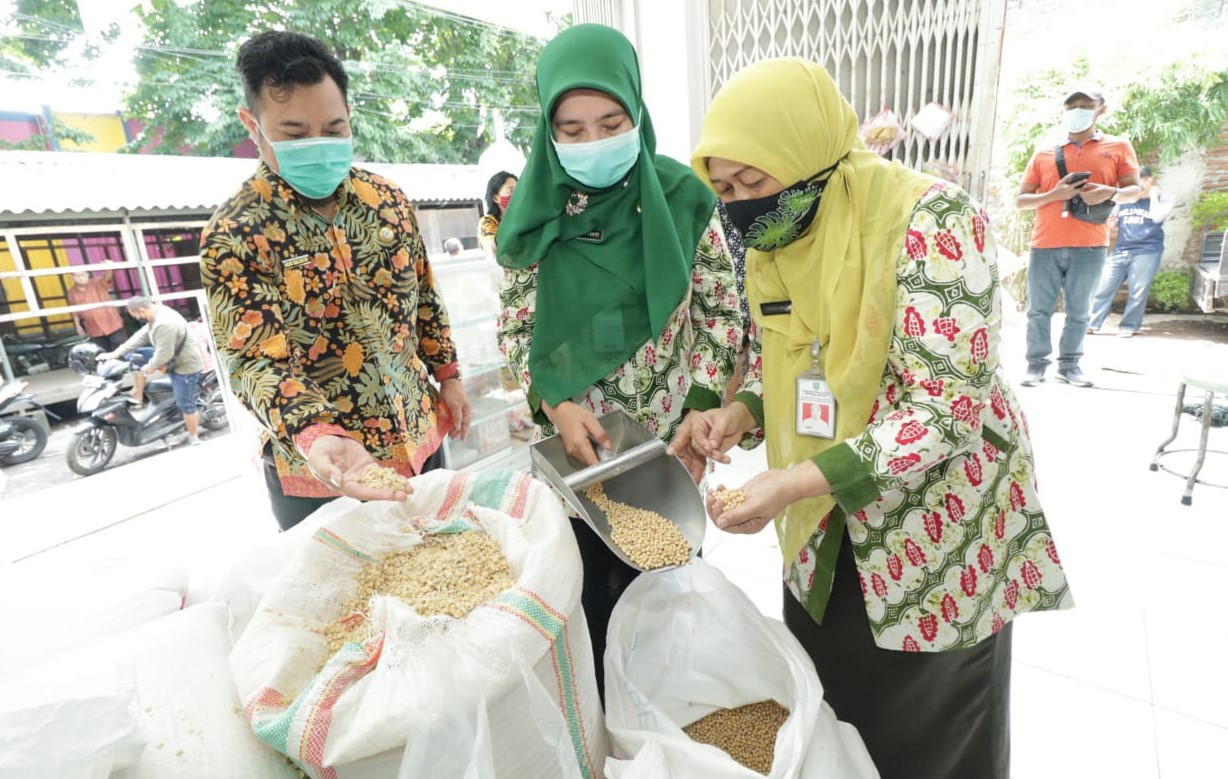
[603,561,879,779]
[227,469,606,779]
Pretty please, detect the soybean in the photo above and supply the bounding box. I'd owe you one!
[319,530,515,660]
[713,488,748,512]
[356,464,409,491]
[682,700,790,775]
[583,483,691,570]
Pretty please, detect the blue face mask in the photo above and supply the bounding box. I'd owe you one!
[552,127,641,189]
[258,124,354,200]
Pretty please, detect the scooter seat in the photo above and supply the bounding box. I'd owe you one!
[145,375,174,397]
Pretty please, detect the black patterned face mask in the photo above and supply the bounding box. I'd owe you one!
[724,162,839,251]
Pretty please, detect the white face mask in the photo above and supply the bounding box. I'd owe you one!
[1064,108,1097,134]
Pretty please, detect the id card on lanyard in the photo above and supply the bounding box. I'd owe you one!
[797,339,837,439]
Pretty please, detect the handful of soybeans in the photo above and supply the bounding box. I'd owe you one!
[356,464,409,492]
[713,488,748,511]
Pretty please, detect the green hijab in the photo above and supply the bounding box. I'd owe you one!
[497,24,716,408]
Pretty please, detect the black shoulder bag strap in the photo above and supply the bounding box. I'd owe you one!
[1054,144,1071,216]
[166,327,188,373]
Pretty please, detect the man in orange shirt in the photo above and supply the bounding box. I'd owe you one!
[1016,87,1141,388]
[66,263,128,351]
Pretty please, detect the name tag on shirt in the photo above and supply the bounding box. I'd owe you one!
[283,254,310,270]
[761,300,792,316]
[797,370,837,439]
[576,230,604,244]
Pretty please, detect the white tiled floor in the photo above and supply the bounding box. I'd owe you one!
[1011,663,1161,779]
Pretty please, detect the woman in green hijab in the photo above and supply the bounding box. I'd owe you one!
[497,24,741,689]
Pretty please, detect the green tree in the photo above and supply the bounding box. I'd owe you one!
[124,0,544,163]
[0,0,90,73]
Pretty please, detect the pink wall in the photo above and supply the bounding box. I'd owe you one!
[124,118,257,157]
[3,110,258,156]
[0,112,47,147]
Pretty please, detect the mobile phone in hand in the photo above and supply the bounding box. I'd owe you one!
[1066,171,1091,187]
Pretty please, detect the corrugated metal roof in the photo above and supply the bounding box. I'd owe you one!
[0,151,482,217]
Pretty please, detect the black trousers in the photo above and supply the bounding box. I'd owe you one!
[783,536,1013,779]
[91,329,127,352]
[262,443,445,531]
[569,516,640,703]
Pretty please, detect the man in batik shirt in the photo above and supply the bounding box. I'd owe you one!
[200,30,471,529]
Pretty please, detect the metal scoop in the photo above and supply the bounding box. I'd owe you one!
[530,410,706,572]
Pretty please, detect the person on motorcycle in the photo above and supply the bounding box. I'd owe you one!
[199,31,472,530]
[67,261,128,352]
[99,297,205,446]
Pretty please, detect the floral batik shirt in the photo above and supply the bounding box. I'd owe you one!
[200,163,458,497]
[741,183,1073,652]
[498,210,743,444]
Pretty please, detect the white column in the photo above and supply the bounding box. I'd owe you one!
[573,0,710,164]
[630,0,710,164]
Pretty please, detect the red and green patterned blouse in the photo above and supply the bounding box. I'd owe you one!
[740,183,1073,651]
[200,164,458,497]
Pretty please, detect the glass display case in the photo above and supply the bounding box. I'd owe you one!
[431,252,533,472]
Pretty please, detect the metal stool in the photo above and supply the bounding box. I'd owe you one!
[1150,373,1228,505]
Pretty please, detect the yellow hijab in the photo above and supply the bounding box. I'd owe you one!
[692,58,936,563]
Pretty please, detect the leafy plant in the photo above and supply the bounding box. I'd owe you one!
[1149,270,1191,311]
[1002,61,1228,185]
[1191,190,1228,231]
[1100,64,1228,163]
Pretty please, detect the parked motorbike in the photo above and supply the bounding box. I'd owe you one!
[64,343,228,476]
[1,331,89,375]
[0,380,51,466]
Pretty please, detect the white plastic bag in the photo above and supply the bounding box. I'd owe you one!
[604,561,879,779]
[604,740,674,779]
[228,469,606,779]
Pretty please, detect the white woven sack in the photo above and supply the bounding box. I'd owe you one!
[604,561,879,779]
[0,557,187,681]
[229,469,606,779]
[0,603,294,779]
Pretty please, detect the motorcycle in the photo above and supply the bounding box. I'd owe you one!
[1,331,89,375]
[64,343,228,476]
[0,380,52,466]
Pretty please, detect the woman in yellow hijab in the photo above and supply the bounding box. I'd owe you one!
[670,59,1072,778]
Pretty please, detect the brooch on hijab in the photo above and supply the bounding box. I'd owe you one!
[565,191,589,216]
